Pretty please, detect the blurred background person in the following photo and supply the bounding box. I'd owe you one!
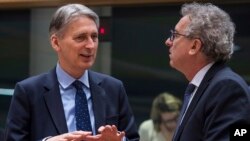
[139,92,182,141]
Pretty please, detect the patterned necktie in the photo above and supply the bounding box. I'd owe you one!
[73,80,92,132]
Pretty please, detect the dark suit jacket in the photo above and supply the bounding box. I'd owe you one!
[4,68,139,141]
[0,128,4,141]
[174,62,250,141]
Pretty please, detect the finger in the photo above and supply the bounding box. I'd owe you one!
[103,125,112,132]
[118,131,125,137]
[101,125,113,135]
[72,131,92,136]
[111,125,118,133]
[98,126,105,133]
[62,132,91,140]
[85,134,102,141]
[74,131,93,140]
[63,133,80,140]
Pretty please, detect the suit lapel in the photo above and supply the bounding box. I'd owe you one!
[88,71,106,134]
[43,69,68,134]
[175,62,226,140]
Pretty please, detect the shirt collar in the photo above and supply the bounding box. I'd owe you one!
[56,63,90,89]
[190,62,215,87]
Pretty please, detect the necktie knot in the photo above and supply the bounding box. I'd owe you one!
[72,80,83,90]
[184,83,196,96]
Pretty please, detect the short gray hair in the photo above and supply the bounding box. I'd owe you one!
[49,3,99,37]
[181,2,235,62]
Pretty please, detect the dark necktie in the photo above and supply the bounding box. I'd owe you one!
[179,83,196,120]
[73,80,92,132]
[173,83,196,139]
[179,83,195,123]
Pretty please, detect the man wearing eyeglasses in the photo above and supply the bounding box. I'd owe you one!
[165,2,250,141]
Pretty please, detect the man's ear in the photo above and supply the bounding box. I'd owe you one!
[50,34,60,52]
[189,39,202,55]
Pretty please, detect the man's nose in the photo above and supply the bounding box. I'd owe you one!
[86,37,95,48]
[165,38,172,47]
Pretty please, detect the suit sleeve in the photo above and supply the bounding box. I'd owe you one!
[117,82,140,141]
[4,83,31,141]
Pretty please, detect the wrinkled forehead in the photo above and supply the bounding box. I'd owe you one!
[55,15,98,38]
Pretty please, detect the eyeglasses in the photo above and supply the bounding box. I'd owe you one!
[169,29,189,41]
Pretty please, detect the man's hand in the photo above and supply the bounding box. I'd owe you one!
[86,125,125,141]
[46,131,92,141]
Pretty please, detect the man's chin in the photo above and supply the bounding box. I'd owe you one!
[169,62,174,68]
[81,62,94,69]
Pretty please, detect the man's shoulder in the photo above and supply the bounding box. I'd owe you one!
[18,69,55,86]
[214,66,246,84]
[88,70,122,84]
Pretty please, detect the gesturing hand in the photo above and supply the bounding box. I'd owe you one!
[46,131,92,141]
[86,125,125,141]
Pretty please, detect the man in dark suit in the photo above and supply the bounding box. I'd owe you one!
[165,2,250,141]
[4,4,139,141]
